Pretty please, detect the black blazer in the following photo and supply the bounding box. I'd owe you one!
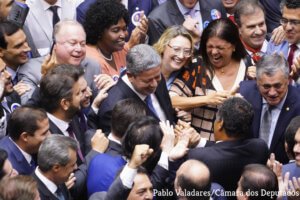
[88,76,176,133]
[32,172,71,200]
[188,138,269,195]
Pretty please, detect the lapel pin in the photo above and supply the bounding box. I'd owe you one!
[286,107,289,111]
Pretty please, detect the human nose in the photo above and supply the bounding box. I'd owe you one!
[254,26,263,35]
[268,87,277,96]
[23,42,31,52]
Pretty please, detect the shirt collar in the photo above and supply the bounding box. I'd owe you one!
[9,137,32,164]
[175,0,200,16]
[6,66,18,80]
[47,112,69,133]
[108,133,121,145]
[41,0,62,11]
[35,167,58,194]
[122,75,147,100]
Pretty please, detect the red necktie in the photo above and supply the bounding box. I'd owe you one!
[241,39,263,64]
[228,15,235,24]
[288,44,298,71]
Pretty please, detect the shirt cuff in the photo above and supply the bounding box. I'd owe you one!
[197,138,207,148]
[91,105,99,114]
[158,151,169,170]
[120,164,138,188]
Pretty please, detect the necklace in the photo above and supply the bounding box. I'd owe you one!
[98,48,113,61]
[220,67,225,74]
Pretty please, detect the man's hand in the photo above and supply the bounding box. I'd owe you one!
[13,81,31,96]
[160,120,175,155]
[271,25,285,45]
[65,172,76,189]
[41,53,58,76]
[128,144,153,169]
[290,56,300,81]
[246,66,256,80]
[183,16,201,44]
[169,131,189,161]
[91,84,111,109]
[94,74,115,90]
[91,130,109,153]
[128,12,149,47]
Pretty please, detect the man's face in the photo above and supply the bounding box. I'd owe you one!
[127,173,153,200]
[178,0,198,9]
[100,18,127,53]
[294,129,300,166]
[0,0,13,20]
[257,70,288,106]
[0,29,31,68]
[282,6,300,44]
[26,118,50,154]
[54,148,77,184]
[239,9,267,49]
[0,65,13,95]
[221,0,239,12]
[54,25,86,66]
[128,66,161,96]
[78,76,91,108]
[66,80,82,117]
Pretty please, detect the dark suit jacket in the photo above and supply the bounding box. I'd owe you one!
[240,80,300,164]
[0,136,35,175]
[88,76,176,133]
[188,138,269,194]
[32,172,71,200]
[147,0,226,44]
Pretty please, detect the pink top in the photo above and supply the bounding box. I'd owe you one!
[86,44,129,81]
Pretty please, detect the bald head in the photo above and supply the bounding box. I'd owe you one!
[175,160,211,200]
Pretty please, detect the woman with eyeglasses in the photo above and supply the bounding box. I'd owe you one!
[170,18,248,141]
[153,26,194,90]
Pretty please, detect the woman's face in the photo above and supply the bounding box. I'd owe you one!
[99,18,128,53]
[206,36,235,69]
[162,35,192,73]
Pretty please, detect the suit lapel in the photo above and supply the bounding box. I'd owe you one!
[32,172,59,200]
[168,0,185,25]
[49,120,64,135]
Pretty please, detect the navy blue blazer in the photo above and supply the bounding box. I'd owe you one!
[88,76,176,133]
[0,136,35,175]
[240,80,300,164]
[147,0,226,44]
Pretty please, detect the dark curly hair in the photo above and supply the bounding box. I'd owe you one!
[83,0,130,45]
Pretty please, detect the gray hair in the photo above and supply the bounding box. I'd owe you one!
[234,0,265,27]
[256,54,289,79]
[38,135,78,172]
[53,20,85,41]
[126,44,161,75]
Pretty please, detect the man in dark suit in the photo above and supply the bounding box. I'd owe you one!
[240,54,300,164]
[33,135,77,200]
[88,44,176,133]
[188,97,269,195]
[147,0,226,44]
[0,106,50,175]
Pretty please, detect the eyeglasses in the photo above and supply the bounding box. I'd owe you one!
[280,18,300,26]
[167,44,192,58]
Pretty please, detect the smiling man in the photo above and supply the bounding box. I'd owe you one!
[240,54,300,164]
[234,0,268,65]
[89,44,176,133]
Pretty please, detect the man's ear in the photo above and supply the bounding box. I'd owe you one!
[217,120,224,131]
[20,132,30,142]
[0,48,4,58]
[60,98,70,111]
[52,163,61,173]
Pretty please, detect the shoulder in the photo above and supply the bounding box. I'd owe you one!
[149,0,175,18]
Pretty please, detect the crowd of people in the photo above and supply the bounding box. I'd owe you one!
[0,0,300,199]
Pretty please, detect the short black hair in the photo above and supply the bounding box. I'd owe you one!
[0,21,20,49]
[216,97,254,138]
[285,116,300,159]
[84,0,129,45]
[7,106,47,141]
[284,0,300,9]
[111,98,146,138]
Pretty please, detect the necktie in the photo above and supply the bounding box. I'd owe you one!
[228,15,235,24]
[29,159,36,171]
[66,123,85,162]
[260,105,273,146]
[242,39,263,64]
[145,95,158,118]
[288,44,298,70]
[12,72,18,85]
[55,186,65,200]
[78,111,87,133]
[49,6,60,27]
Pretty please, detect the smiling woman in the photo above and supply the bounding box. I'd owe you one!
[83,0,130,81]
